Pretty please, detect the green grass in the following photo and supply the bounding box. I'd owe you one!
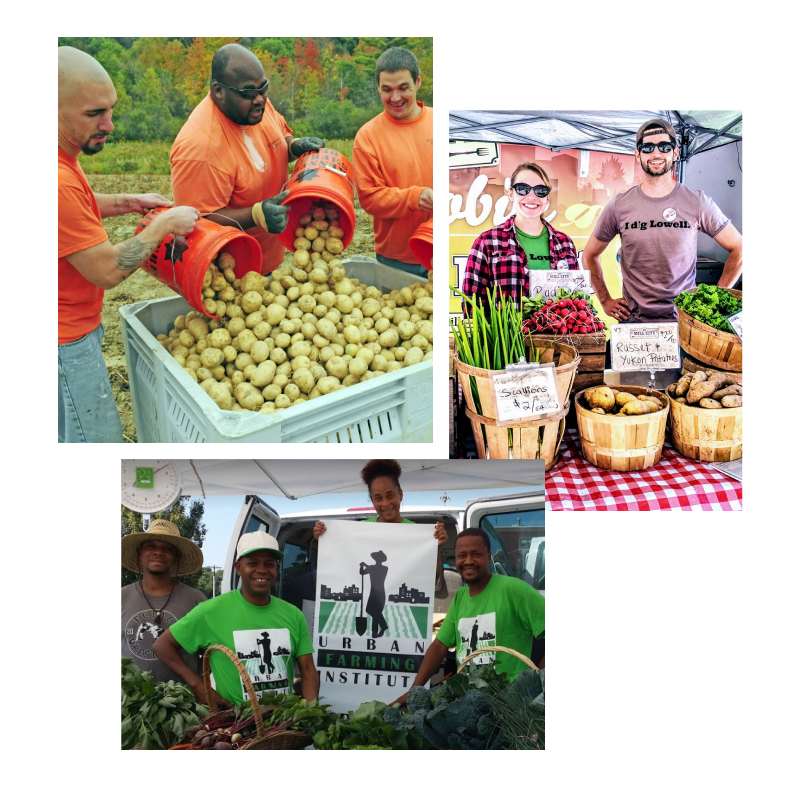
[80,138,355,175]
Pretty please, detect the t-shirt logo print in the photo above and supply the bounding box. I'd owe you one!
[234,628,292,695]
[663,207,677,222]
[457,612,497,666]
[125,608,178,660]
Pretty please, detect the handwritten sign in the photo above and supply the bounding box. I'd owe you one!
[528,269,594,298]
[610,323,681,371]
[727,310,743,340]
[489,363,562,425]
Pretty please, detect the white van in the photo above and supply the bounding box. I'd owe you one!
[221,491,545,672]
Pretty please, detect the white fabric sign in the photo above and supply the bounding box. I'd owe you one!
[313,520,436,713]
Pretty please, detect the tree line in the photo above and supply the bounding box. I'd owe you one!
[59,37,434,143]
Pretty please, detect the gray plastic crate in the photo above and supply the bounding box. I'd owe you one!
[119,258,433,443]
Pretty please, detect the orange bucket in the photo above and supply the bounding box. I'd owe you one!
[135,208,262,319]
[278,148,357,252]
[409,218,433,269]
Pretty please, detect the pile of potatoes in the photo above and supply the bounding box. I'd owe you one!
[581,386,666,416]
[667,371,742,409]
[155,249,434,415]
[292,199,346,261]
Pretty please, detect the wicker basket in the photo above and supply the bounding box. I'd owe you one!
[194,644,312,751]
[668,394,743,462]
[457,645,539,673]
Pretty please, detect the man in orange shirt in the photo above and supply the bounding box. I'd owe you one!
[58,46,200,443]
[353,48,433,277]
[171,44,325,273]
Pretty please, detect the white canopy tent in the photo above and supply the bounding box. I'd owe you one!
[174,459,543,500]
[448,110,742,181]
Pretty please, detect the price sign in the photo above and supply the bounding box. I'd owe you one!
[727,310,743,340]
[610,323,681,371]
[528,269,594,299]
[489,363,562,425]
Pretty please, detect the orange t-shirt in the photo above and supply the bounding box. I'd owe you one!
[58,147,107,345]
[353,103,433,265]
[170,94,293,273]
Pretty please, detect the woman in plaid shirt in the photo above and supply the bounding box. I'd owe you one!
[462,163,579,311]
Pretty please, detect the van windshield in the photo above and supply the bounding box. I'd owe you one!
[478,509,545,591]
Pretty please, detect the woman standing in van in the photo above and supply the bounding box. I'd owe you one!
[313,459,447,573]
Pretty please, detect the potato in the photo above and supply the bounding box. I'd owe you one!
[687,381,717,404]
[265,304,287,326]
[699,397,723,409]
[379,328,400,348]
[712,384,742,400]
[674,373,693,397]
[209,328,232,349]
[591,407,606,414]
[234,382,264,411]
[200,347,224,368]
[240,271,263,293]
[721,395,743,408]
[404,347,425,366]
[637,395,663,408]
[615,391,636,408]
[325,357,349,380]
[318,376,342,395]
[621,399,658,415]
[586,386,616,412]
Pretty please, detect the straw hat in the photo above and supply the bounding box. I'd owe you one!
[121,519,204,577]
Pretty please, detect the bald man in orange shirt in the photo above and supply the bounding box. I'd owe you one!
[353,48,433,277]
[171,44,326,274]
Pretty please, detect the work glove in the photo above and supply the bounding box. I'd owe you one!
[252,190,290,234]
[290,137,325,158]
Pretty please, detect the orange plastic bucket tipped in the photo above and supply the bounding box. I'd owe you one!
[278,148,357,252]
[135,208,262,319]
[409,218,433,270]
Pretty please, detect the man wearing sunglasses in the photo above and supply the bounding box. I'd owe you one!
[583,119,742,323]
[171,43,325,273]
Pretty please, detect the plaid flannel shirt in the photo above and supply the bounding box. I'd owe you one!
[461,215,579,312]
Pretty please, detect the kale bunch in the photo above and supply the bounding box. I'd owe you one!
[674,283,741,331]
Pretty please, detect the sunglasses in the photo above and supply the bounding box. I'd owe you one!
[214,78,270,100]
[638,141,675,153]
[511,183,551,198]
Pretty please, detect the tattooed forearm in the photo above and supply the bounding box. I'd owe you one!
[114,194,133,215]
[115,236,158,278]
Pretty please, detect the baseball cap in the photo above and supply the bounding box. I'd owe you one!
[236,531,284,561]
[636,119,677,146]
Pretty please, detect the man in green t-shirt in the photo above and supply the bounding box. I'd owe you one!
[153,532,319,705]
[394,528,544,702]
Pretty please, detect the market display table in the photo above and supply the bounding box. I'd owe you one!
[546,428,742,511]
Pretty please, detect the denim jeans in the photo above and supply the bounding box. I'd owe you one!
[375,253,428,280]
[58,323,123,443]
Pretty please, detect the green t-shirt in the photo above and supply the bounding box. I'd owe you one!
[436,575,544,679]
[515,224,551,270]
[367,517,416,523]
[170,589,313,703]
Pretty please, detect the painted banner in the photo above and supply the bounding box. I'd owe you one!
[314,520,436,713]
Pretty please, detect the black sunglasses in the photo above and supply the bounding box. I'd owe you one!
[638,141,675,153]
[214,78,270,100]
[511,183,551,198]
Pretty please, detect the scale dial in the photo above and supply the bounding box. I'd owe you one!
[121,460,183,514]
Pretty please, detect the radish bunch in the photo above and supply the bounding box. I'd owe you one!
[522,290,606,335]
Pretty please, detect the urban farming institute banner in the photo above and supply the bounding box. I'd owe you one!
[314,520,437,713]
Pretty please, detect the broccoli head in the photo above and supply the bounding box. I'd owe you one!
[407,685,433,714]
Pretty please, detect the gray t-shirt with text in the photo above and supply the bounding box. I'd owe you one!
[122,581,208,683]
[594,182,730,321]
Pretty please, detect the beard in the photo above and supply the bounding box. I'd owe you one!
[81,137,107,156]
[642,157,672,177]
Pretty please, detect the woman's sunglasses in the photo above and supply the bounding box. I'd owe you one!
[511,183,551,198]
[637,141,675,153]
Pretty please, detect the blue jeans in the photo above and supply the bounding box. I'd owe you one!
[375,253,428,279]
[58,323,123,443]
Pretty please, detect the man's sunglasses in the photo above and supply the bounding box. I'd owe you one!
[638,141,675,153]
[511,183,551,198]
[214,78,270,100]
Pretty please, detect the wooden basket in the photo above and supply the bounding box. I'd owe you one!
[668,394,742,462]
[575,386,669,472]
[527,330,607,392]
[677,287,742,371]
[465,406,565,465]
[457,645,539,673]
[682,354,743,385]
[196,644,312,751]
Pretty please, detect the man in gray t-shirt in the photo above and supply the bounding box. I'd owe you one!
[583,119,743,323]
[121,519,208,684]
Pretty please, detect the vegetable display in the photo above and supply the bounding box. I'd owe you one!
[522,289,606,335]
[157,248,434,414]
[579,386,666,416]
[673,284,741,332]
[121,658,208,750]
[668,370,743,408]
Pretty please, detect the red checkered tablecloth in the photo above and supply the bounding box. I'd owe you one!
[546,428,742,511]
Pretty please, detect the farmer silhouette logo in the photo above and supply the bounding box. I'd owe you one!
[458,613,497,664]
[359,550,389,638]
[256,631,275,674]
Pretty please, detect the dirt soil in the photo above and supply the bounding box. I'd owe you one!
[90,174,375,442]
